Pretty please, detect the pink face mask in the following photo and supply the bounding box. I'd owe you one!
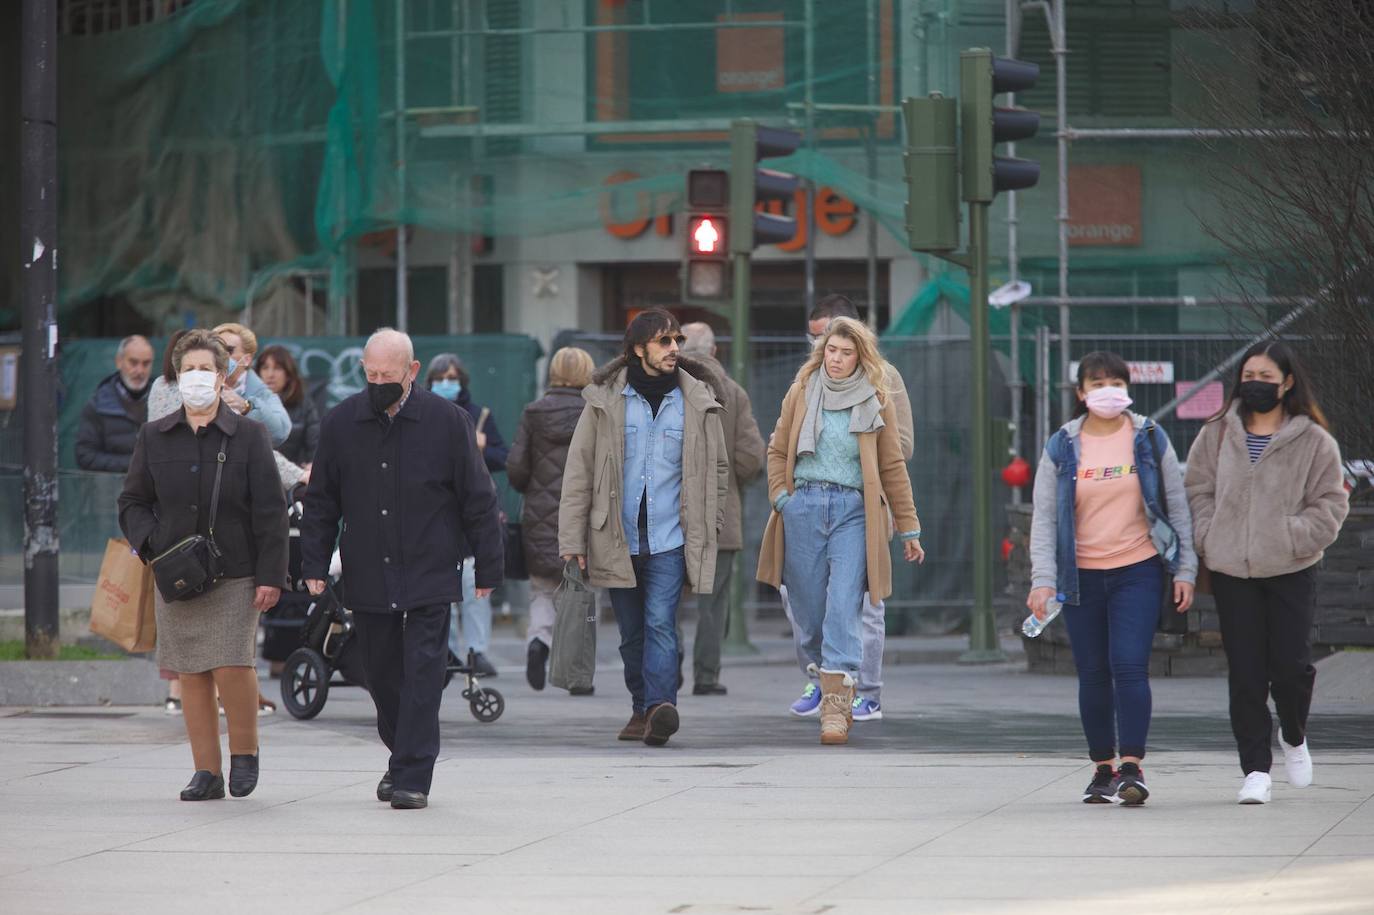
[1084,386,1132,419]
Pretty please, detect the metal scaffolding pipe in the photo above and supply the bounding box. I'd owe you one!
[394,0,408,332]
[408,20,806,40]
[1021,295,1309,308]
[1052,0,1071,424]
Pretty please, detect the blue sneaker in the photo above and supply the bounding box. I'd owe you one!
[789,682,822,718]
[852,696,883,721]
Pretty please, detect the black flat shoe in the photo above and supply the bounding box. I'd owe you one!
[376,772,395,802]
[692,683,728,696]
[391,789,428,809]
[569,685,595,696]
[180,770,225,801]
[526,640,549,691]
[229,752,259,798]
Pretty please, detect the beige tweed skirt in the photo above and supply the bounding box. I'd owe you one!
[155,576,258,673]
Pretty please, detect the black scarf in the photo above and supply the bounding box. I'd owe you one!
[626,358,678,417]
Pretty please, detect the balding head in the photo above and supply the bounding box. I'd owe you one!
[115,335,154,392]
[364,328,415,367]
[681,322,716,359]
[362,328,420,413]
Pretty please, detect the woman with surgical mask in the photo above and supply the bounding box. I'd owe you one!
[1027,351,1197,807]
[118,330,288,801]
[425,353,509,678]
[1185,341,1348,805]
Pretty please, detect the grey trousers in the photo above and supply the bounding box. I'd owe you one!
[780,583,885,702]
[689,549,735,687]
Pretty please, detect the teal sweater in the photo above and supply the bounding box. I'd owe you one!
[775,407,921,541]
[794,408,863,490]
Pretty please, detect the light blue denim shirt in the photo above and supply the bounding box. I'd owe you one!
[621,383,686,556]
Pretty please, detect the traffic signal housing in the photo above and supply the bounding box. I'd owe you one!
[683,167,730,303]
[902,94,961,253]
[729,120,801,253]
[960,49,1041,203]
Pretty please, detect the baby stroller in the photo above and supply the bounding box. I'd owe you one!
[280,581,505,723]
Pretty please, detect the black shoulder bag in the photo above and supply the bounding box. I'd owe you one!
[1149,424,1188,634]
[151,434,228,603]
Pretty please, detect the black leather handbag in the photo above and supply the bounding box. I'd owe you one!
[150,434,228,603]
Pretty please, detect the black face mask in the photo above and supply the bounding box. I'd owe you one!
[368,381,405,414]
[1238,380,1282,413]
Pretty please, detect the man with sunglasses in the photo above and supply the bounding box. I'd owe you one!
[560,307,729,747]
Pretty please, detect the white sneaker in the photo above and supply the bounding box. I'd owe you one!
[1278,735,1313,787]
[1238,771,1272,804]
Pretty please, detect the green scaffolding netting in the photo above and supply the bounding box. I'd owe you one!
[17,0,1249,336]
[33,0,1000,329]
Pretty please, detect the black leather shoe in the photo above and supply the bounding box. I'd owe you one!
[391,789,428,810]
[180,770,225,801]
[228,752,259,797]
[569,685,595,696]
[470,652,498,678]
[693,682,728,696]
[376,772,395,802]
[526,640,549,691]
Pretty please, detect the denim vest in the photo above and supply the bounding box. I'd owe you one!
[1045,416,1182,604]
[621,384,686,556]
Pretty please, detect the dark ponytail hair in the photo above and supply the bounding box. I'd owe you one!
[1209,339,1328,430]
[1070,351,1132,419]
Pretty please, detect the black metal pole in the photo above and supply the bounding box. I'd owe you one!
[21,0,60,659]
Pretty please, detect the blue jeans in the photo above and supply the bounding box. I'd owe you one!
[609,530,685,713]
[1061,556,1164,761]
[782,482,867,675]
[448,560,491,658]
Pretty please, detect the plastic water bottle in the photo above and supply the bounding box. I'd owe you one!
[1022,594,1065,638]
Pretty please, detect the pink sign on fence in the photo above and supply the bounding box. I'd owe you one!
[1175,381,1225,420]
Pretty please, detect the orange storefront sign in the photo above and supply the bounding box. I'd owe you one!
[1068,165,1142,247]
[600,171,857,248]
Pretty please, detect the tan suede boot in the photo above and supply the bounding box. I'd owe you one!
[618,711,647,741]
[818,669,856,745]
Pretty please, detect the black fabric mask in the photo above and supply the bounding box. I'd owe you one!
[368,381,405,414]
[1238,380,1282,413]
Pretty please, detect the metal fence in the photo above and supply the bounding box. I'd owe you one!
[7,330,1361,633]
[558,333,1016,633]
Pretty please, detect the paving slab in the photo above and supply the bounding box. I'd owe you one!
[2,656,1371,913]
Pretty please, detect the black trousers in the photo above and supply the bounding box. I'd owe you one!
[1213,566,1318,775]
[352,604,450,794]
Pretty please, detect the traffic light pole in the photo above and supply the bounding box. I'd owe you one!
[21,0,60,660]
[724,250,758,655]
[959,201,1006,664]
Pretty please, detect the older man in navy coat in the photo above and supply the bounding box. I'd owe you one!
[301,328,503,809]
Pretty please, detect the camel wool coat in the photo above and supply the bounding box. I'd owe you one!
[755,374,920,601]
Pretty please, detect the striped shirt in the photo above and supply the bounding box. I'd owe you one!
[1246,432,1273,464]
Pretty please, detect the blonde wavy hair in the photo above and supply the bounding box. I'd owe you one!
[795,316,892,395]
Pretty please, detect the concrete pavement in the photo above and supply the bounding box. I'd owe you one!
[2,638,1372,914]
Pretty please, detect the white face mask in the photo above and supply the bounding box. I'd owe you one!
[180,370,220,409]
[1084,386,1132,419]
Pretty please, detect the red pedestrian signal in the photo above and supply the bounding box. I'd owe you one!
[692,216,722,254]
[683,169,730,305]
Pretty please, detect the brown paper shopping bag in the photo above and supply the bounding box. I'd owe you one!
[89,538,157,652]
